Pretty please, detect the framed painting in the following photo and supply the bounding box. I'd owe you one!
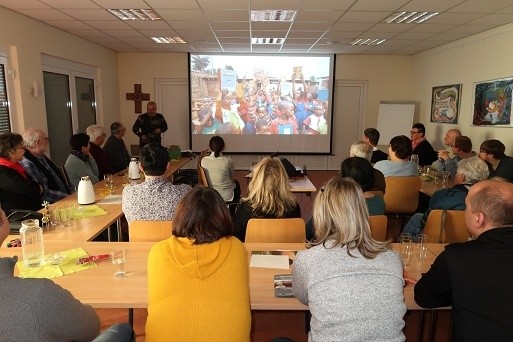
[431,84,461,124]
[472,77,513,127]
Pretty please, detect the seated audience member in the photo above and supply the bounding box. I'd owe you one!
[431,129,461,173]
[363,128,388,163]
[293,177,406,341]
[145,187,251,341]
[64,133,99,189]
[342,157,385,215]
[478,139,513,182]
[0,132,42,213]
[415,180,513,342]
[233,156,301,242]
[86,124,111,179]
[374,135,418,177]
[350,141,386,194]
[410,123,437,166]
[103,122,131,173]
[122,143,190,223]
[402,156,489,236]
[432,135,475,178]
[200,136,240,202]
[0,220,134,342]
[20,128,70,203]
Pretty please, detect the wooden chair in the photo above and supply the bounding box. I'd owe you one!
[245,218,306,243]
[128,220,173,242]
[384,176,421,228]
[369,215,388,242]
[197,165,209,187]
[423,209,469,243]
[60,165,71,190]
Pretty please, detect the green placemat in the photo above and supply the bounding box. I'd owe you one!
[73,205,108,219]
[17,247,97,279]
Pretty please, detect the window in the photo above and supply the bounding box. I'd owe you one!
[0,63,10,133]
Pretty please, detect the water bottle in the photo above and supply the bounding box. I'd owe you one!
[77,176,96,205]
[20,219,45,267]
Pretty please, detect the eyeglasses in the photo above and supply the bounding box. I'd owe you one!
[12,146,25,151]
[39,137,50,142]
[410,131,421,134]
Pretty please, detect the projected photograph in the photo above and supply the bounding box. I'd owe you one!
[190,54,331,135]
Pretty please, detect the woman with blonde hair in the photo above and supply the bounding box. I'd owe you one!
[233,156,300,241]
[146,186,251,341]
[292,176,406,341]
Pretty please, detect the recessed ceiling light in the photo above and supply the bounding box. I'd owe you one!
[151,37,186,44]
[251,37,285,45]
[350,38,386,46]
[251,10,296,21]
[108,9,161,21]
[384,11,438,24]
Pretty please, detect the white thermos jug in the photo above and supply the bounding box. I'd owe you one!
[128,157,141,180]
[77,176,96,205]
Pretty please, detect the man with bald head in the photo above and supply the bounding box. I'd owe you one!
[20,128,70,203]
[415,180,513,341]
[431,128,461,173]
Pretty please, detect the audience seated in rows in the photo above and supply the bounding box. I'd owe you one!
[233,156,301,242]
[349,140,386,193]
[478,139,513,182]
[402,156,489,237]
[410,123,437,166]
[200,135,240,202]
[363,128,388,163]
[122,143,190,224]
[293,177,406,341]
[0,132,42,213]
[415,180,513,341]
[374,135,418,177]
[146,187,251,341]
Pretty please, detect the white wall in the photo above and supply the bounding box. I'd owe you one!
[0,6,119,133]
[412,22,513,153]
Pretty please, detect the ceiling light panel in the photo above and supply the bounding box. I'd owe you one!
[108,9,161,21]
[251,10,296,21]
[150,36,187,44]
[350,38,386,46]
[384,12,439,24]
[251,37,285,44]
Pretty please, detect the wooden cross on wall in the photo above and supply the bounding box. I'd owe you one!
[126,84,150,113]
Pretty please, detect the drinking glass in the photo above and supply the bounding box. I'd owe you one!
[104,174,114,194]
[50,206,61,226]
[410,154,419,165]
[58,207,72,227]
[416,234,428,261]
[442,171,451,188]
[111,248,126,277]
[399,233,413,266]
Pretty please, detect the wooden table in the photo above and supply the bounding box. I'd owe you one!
[0,241,444,311]
[420,179,454,197]
[246,174,317,195]
[166,156,193,182]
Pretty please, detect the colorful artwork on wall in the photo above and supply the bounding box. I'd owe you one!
[431,84,461,124]
[472,77,513,127]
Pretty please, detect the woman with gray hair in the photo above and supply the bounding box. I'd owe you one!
[293,176,406,341]
[402,156,489,236]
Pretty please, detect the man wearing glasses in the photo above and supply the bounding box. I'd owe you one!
[410,123,437,166]
[20,128,70,203]
[478,139,513,182]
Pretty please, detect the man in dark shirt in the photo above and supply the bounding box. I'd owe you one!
[103,122,131,173]
[478,139,513,182]
[410,123,437,166]
[414,180,513,342]
[132,101,168,147]
[363,128,388,163]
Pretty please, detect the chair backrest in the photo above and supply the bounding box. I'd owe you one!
[60,165,71,189]
[128,220,173,242]
[384,176,421,214]
[423,209,469,243]
[369,215,388,242]
[245,218,306,243]
[197,165,210,187]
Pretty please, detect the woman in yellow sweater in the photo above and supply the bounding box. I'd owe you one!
[146,186,251,341]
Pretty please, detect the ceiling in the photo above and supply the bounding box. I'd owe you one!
[2,0,513,55]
